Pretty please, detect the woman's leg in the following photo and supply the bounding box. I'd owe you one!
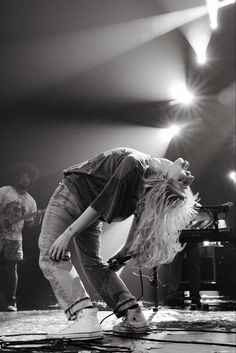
[75,223,150,333]
[39,182,93,319]
[75,223,139,318]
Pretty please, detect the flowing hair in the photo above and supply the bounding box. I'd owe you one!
[128,174,199,269]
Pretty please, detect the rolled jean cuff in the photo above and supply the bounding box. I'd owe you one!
[65,297,93,320]
[113,297,138,318]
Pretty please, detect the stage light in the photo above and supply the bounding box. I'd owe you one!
[229,171,236,183]
[206,0,219,30]
[196,51,207,65]
[218,0,236,9]
[160,124,182,143]
[168,125,181,137]
[203,241,210,247]
[182,0,235,61]
[170,81,194,105]
[182,16,211,68]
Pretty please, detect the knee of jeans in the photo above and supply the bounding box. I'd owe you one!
[39,254,51,276]
[81,255,104,272]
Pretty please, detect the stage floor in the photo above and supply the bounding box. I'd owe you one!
[0,307,235,352]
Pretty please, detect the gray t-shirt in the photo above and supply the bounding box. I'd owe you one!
[63,147,157,223]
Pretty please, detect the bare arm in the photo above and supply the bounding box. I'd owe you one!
[49,206,100,261]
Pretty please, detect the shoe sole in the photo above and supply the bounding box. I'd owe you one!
[46,331,104,340]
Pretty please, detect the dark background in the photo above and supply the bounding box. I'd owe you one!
[0,0,235,308]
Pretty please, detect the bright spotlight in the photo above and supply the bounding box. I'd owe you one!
[168,125,181,137]
[161,125,182,142]
[203,241,210,247]
[191,29,210,66]
[218,0,236,6]
[206,0,219,30]
[196,51,207,65]
[210,21,218,30]
[229,171,236,183]
[170,81,194,105]
[207,0,236,29]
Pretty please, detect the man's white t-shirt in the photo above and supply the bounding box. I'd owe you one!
[0,186,37,241]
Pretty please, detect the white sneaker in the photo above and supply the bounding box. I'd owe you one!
[113,307,150,334]
[47,307,103,340]
[7,298,17,312]
[7,304,17,312]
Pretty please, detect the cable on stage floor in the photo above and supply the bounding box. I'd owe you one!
[106,332,236,348]
[1,330,236,353]
[0,337,132,353]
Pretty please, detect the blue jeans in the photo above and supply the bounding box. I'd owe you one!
[38,180,137,319]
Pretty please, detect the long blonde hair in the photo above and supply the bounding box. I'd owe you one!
[128,174,199,269]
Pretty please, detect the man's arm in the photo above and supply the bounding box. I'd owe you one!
[24,198,39,228]
[49,206,100,261]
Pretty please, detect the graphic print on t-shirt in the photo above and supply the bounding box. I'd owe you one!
[0,200,26,237]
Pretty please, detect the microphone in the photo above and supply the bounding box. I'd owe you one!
[108,255,133,271]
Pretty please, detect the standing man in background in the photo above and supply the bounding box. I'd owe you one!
[0,163,42,311]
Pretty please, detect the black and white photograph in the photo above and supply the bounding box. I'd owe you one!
[0,1,235,352]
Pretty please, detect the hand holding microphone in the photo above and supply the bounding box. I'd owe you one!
[107,253,133,271]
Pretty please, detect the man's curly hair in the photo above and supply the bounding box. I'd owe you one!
[7,163,40,187]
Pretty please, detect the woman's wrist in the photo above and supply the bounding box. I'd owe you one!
[63,226,75,239]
